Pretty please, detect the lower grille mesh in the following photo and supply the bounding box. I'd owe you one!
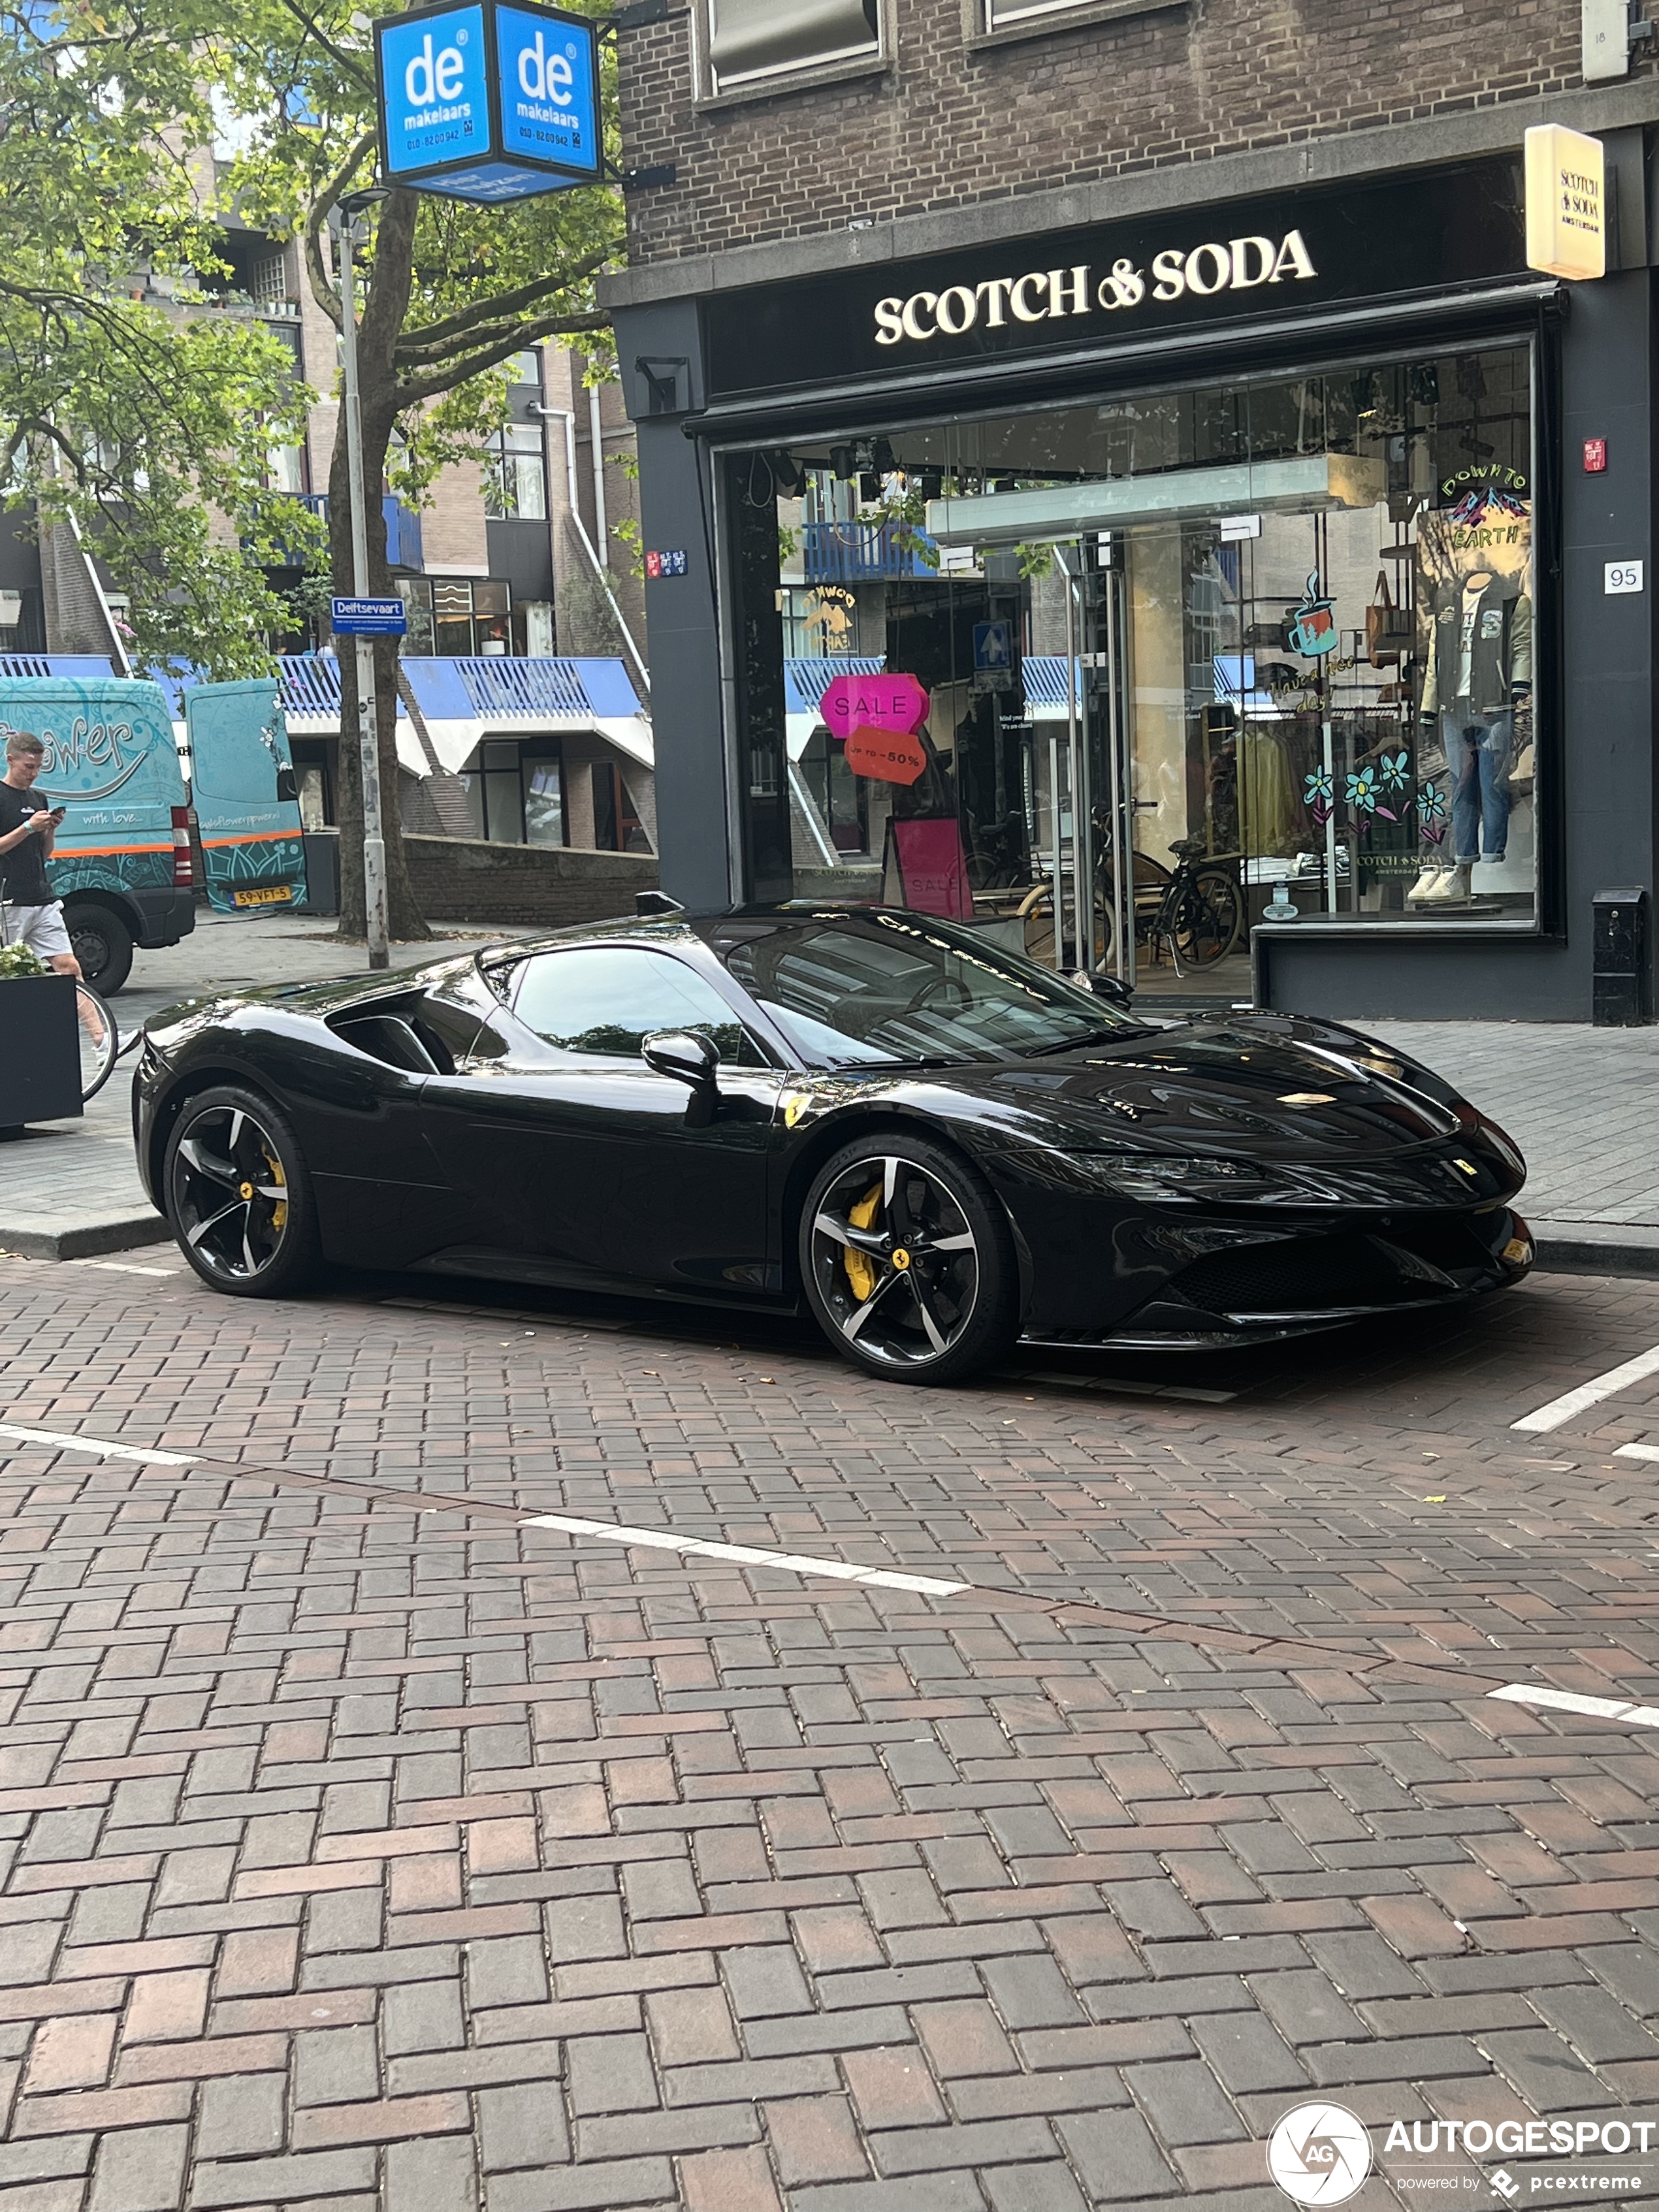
[1170,1220,1494,1317]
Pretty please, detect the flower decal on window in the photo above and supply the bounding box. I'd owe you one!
[1378,750,1411,795]
[1416,778,1448,844]
[1304,765,1333,827]
[1346,761,1400,822]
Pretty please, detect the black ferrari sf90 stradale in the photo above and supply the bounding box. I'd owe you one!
[133,904,1532,1385]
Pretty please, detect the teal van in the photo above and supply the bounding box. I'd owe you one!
[0,675,193,992]
[184,679,306,917]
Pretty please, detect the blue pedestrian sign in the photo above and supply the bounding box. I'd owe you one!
[332,597,409,637]
[973,619,1014,670]
[375,0,602,204]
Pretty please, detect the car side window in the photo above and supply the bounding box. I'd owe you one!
[510,946,767,1066]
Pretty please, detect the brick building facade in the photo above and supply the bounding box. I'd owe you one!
[619,0,1598,270]
[605,0,1659,1023]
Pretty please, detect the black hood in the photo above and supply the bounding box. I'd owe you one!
[941,1012,1479,1164]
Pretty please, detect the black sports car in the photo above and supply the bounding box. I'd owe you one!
[133,903,1533,1385]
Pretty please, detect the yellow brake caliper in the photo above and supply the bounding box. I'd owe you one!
[263,1149,288,1232]
[843,1180,882,1302]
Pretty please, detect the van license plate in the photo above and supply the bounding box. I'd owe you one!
[232,886,295,908]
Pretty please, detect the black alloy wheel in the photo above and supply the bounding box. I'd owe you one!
[799,1136,1018,1385]
[163,1085,321,1297]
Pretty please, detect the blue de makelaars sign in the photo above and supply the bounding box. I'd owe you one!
[374,0,601,204]
[332,597,409,637]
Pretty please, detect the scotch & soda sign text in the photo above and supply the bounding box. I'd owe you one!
[875,230,1316,345]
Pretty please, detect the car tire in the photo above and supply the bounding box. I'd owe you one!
[798,1134,1018,1385]
[163,1083,322,1298]
[67,903,133,994]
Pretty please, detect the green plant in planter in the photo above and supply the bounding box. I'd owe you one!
[0,942,49,980]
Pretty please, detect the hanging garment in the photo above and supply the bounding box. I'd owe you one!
[1239,726,1296,856]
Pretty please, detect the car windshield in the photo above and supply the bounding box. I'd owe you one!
[715,911,1145,1067]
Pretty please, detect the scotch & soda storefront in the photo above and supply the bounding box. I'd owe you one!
[622,147,1658,1021]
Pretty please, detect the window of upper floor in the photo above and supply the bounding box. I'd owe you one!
[976,0,1166,37]
[705,0,880,92]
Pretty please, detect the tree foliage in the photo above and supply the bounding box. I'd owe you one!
[0,0,321,673]
[212,0,624,935]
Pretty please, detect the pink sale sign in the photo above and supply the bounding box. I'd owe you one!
[818,672,929,740]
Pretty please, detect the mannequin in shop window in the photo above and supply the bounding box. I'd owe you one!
[1409,568,1532,906]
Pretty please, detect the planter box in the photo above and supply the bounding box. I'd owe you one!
[0,974,83,1128]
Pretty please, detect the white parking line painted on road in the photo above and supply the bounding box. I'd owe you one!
[0,1423,197,1467]
[1615,1443,1659,1464]
[1511,1343,1659,1434]
[1489,1682,1659,1728]
[78,1261,180,1279]
[521,1511,968,1597]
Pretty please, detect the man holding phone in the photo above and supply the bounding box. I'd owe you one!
[0,729,82,980]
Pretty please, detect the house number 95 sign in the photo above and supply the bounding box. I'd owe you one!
[1605,560,1644,594]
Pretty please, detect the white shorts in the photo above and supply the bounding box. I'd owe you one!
[1,902,72,960]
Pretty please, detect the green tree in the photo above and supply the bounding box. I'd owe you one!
[0,0,320,675]
[215,1,623,938]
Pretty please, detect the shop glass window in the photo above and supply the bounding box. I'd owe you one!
[484,423,548,522]
[523,745,564,847]
[457,738,523,842]
[707,0,878,88]
[511,946,766,1063]
[735,342,1536,1008]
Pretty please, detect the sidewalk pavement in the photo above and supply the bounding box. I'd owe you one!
[0,910,524,1262]
[1,913,1655,1274]
[1368,1020,1659,1276]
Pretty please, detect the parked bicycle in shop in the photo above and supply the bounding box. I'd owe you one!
[1019,814,1245,976]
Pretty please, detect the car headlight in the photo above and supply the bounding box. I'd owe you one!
[1071,1153,1279,1202]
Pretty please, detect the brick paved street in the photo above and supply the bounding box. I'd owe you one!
[1,1252,1658,2209]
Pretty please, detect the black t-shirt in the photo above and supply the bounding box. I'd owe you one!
[0,780,52,905]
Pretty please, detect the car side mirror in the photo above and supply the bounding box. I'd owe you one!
[643,1028,720,1125]
[276,766,298,803]
[1089,972,1133,1008]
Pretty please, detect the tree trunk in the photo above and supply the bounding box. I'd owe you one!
[327,193,430,944]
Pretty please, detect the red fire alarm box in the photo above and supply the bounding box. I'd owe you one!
[1584,438,1609,473]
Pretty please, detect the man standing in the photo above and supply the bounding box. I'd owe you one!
[0,731,80,979]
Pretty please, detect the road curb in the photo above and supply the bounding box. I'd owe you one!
[1532,1219,1659,1279]
[0,1212,171,1262]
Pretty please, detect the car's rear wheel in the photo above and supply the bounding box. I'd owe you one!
[799,1136,1018,1385]
[163,1084,321,1298]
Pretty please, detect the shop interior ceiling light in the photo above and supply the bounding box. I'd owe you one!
[925,455,1387,548]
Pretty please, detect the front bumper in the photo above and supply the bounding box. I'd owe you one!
[1020,1206,1532,1351]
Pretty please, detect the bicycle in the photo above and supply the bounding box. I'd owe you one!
[75,980,119,1102]
[1020,816,1244,976]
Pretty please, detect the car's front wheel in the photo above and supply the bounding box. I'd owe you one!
[163,1084,321,1298]
[799,1136,1018,1385]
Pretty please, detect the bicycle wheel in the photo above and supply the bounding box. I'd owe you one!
[74,984,118,1101]
[1170,868,1244,972]
[1021,887,1112,970]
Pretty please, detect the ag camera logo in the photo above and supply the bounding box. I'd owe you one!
[1268,2102,1373,2205]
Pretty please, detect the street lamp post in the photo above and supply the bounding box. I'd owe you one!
[334,200,390,970]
